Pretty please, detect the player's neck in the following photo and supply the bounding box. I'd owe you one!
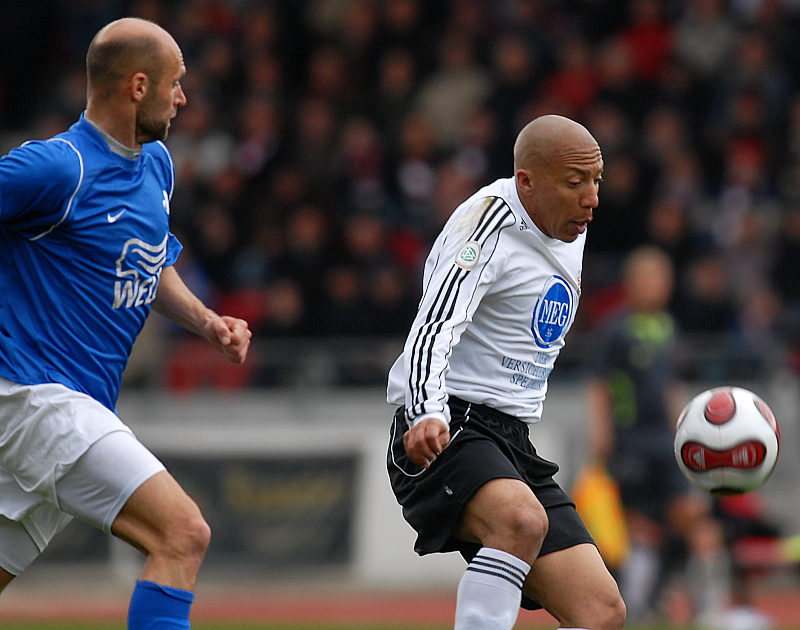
[85,102,139,151]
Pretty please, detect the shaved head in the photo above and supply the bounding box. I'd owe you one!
[513,115,599,172]
[86,18,178,100]
[513,114,603,242]
[85,17,187,147]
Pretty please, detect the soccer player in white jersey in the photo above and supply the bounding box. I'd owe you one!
[387,115,625,630]
[0,18,251,629]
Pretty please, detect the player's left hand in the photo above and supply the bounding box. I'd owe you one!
[204,315,252,363]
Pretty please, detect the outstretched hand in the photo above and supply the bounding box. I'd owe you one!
[404,417,451,469]
[203,315,252,364]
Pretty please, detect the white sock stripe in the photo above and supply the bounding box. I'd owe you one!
[475,547,531,568]
[468,557,528,585]
[474,548,530,574]
[465,565,524,590]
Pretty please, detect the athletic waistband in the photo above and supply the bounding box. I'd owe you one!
[448,396,528,430]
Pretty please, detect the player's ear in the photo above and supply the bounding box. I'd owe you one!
[129,72,148,102]
[515,168,534,195]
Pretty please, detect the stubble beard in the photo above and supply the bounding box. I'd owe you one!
[136,108,170,144]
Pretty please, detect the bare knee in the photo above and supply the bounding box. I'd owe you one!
[159,506,211,567]
[600,592,627,630]
[459,479,549,564]
[507,503,548,545]
[562,590,626,630]
[487,502,548,563]
[113,474,211,568]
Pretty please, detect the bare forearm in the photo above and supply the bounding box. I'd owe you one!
[152,265,214,335]
[153,266,252,364]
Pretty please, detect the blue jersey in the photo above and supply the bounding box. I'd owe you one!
[0,114,182,410]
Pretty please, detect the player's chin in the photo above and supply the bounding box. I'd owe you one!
[559,225,583,242]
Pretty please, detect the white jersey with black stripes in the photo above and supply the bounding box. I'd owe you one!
[387,176,585,426]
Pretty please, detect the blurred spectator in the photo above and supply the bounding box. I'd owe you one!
[272,203,332,325]
[2,0,800,378]
[291,96,341,196]
[675,252,739,335]
[673,0,740,80]
[414,32,492,152]
[373,48,419,158]
[168,94,235,181]
[594,36,652,126]
[485,33,539,165]
[389,111,440,235]
[586,246,732,626]
[585,152,654,273]
[541,34,599,119]
[319,265,370,335]
[336,116,386,215]
[618,0,673,83]
[645,197,696,284]
[233,95,282,177]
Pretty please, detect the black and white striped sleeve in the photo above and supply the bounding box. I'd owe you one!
[402,196,515,423]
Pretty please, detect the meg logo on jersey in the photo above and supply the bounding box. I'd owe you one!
[531,275,574,348]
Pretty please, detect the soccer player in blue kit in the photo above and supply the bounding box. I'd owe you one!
[0,17,251,628]
[387,115,625,630]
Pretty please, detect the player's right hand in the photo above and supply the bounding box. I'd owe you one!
[404,417,451,469]
[203,314,252,364]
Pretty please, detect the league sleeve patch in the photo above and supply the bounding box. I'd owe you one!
[455,240,481,270]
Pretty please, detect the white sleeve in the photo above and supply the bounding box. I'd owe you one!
[402,196,515,424]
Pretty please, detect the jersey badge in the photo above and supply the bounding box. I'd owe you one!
[455,240,481,270]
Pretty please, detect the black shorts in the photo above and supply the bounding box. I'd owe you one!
[387,397,594,609]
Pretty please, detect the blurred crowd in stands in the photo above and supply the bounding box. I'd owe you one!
[4,0,800,384]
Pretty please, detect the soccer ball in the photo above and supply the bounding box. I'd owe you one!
[674,386,780,495]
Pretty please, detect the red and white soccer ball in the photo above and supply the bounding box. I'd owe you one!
[674,386,780,496]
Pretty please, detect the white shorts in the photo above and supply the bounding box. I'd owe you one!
[0,378,165,574]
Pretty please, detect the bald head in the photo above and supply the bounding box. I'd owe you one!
[513,115,599,172]
[86,18,179,100]
[512,114,603,242]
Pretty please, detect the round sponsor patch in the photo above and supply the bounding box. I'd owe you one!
[531,275,574,348]
[455,240,481,270]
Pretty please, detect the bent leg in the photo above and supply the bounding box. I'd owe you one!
[112,470,210,590]
[455,478,548,564]
[55,430,210,591]
[524,543,626,630]
[112,472,210,629]
[451,478,546,630]
[55,431,209,628]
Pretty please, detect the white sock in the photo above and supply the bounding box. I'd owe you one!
[687,549,731,623]
[620,543,660,621]
[454,547,531,630]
